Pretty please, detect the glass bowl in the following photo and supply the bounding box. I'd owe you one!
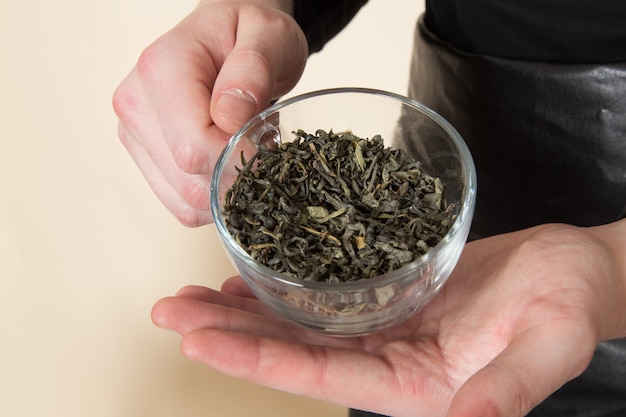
[210,88,476,336]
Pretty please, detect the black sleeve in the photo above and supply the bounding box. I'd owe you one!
[293,0,369,54]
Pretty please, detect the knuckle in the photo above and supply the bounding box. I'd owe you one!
[179,177,211,211]
[254,4,294,32]
[232,47,273,79]
[112,81,138,124]
[174,203,208,228]
[116,123,133,149]
[173,144,210,174]
[136,41,163,81]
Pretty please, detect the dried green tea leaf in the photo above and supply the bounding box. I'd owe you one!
[224,129,455,283]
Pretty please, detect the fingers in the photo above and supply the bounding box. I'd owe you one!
[151,285,450,416]
[152,283,300,343]
[152,294,287,338]
[113,46,222,225]
[220,276,258,298]
[116,120,214,226]
[210,4,308,133]
[179,329,404,415]
[113,4,306,226]
[138,27,233,174]
[152,285,357,346]
[175,283,267,313]
[446,323,596,417]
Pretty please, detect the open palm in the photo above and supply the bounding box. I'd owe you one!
[152,224,618,417]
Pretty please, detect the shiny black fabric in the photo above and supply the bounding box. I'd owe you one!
[409,17,626,417]
[293,0,369,53]
[410,17,626,241]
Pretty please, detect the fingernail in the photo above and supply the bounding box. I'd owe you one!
[215,89,258,128]
[160,326,180,334]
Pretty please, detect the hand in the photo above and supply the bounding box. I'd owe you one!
[152,223,626,417]
[112,1,307,226]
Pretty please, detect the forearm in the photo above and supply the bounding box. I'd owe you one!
[590,217,626,339]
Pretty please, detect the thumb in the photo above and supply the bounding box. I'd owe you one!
[446,324,596,417]
[211,6,308,134]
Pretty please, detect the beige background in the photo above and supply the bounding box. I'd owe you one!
[1,0,423,416]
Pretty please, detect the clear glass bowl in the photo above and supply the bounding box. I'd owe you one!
[210,88,476,336]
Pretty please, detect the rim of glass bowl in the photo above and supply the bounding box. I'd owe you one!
[210,87,476,291]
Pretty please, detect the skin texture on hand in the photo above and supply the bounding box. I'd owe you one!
[151,221,626,417]
[113,2,626,415]
[112,1,307,226]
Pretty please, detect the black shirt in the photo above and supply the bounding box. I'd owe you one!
[425,0,626,63]
[294,0,626,63]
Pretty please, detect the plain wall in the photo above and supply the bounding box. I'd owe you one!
[0,1,423,416]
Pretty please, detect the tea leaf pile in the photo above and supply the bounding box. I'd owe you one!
[224,129,454,283]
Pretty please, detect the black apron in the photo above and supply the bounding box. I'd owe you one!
[351,15,626,417]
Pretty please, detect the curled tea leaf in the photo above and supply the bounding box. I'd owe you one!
[224,129,455,283]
